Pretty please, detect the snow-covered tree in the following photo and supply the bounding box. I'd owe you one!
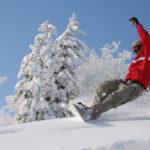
[76,41,131,94]
[13,21,58,122]
[49,14,88,103]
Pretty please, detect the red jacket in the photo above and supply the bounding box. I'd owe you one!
[125,24,150,89]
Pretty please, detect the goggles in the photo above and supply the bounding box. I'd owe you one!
[132,45,143,53]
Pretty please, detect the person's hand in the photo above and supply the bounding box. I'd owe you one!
[129,17,139,26]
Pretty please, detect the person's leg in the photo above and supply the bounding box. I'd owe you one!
[91,83,144,119]
[93,79,121,106]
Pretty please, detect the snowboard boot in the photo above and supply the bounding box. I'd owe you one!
[74,102,92,121]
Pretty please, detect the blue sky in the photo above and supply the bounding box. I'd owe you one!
[0,0,149,107]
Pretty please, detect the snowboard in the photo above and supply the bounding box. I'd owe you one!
[70,103,87,122]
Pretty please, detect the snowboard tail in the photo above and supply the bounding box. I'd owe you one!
[70,103,86,122]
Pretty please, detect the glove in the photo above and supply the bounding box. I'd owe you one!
[117,79,125,84]
[122,80,133,85]
[129,17,139,25]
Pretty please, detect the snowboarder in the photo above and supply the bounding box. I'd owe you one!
[72,17,150,121]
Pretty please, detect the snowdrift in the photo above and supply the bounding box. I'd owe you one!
[0,116,150,150]
[1,93,150,150]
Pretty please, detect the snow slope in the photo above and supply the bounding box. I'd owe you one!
[1,94,150,150]
[1,117,150,150]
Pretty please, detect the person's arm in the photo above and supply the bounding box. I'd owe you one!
[136,24,150,44]
[130,17,150,55]
[129,17,150,43]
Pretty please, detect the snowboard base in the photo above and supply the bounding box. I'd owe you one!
[70,103,87,122]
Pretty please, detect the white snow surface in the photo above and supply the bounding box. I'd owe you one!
[1,93,150,150]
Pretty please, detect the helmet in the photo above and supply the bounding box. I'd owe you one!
[132,40,142,48]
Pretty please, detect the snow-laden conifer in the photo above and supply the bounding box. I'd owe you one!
[50,14,88,103]
[14,21,58,122]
